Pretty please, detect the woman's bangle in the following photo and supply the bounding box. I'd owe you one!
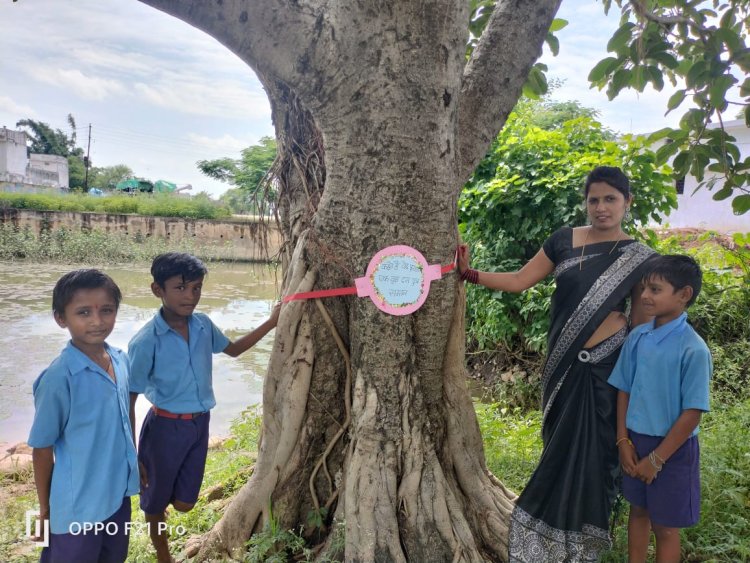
[616,437,633,448]
[653,451,666,465]
[460,268,479,284]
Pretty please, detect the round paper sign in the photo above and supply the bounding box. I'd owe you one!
[354,245,442,315]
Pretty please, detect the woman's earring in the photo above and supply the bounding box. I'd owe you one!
[624,208,632,222]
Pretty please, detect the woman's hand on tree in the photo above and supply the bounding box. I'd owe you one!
[457,244,471,274]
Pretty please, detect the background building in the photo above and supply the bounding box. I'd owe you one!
[662,119,749,233]
[0,126,69,191]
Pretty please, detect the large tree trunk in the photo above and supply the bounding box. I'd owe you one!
[139,1,561,560]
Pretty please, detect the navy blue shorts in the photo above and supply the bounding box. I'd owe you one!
[622,430,701,528]
[40,497,131,563]
[137,409,210,515]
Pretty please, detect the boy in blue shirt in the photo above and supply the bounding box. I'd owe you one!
[608,255,712,563]
[28,269,139,563]
[128,252,280,563]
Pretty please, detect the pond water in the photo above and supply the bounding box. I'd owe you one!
[0,261,279,449]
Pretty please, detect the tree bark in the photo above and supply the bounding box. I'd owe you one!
[139,1,561,560]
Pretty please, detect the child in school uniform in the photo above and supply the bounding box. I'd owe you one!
[28,269,139,563]
[128,252,280,563]
[608,254,712,562]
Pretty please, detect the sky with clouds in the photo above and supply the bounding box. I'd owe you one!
[0,0,682,198]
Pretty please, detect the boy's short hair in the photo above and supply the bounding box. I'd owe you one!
[644,254,703,307]
[151,252,208,287]
[52,269,122,315]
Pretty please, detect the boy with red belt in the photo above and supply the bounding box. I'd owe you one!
[128,252,279,563]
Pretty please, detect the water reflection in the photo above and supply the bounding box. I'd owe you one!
[0,261,279,447]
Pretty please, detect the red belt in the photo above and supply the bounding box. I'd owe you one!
[152,406,205,420]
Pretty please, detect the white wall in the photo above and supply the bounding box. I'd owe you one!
[662,120,750,233]
[28,153,69,188]
[0,127,29,182]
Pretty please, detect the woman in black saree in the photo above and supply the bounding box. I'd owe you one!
[458,166,656,562]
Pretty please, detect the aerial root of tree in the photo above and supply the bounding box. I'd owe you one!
[442,284,518,559]
[340,283,517,563]
[309,298,352,514]
[194,244,317,561]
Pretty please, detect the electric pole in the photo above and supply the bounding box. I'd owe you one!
[83,123,91,192]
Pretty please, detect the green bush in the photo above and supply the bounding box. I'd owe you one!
[0,192,231,220]
[460,103,675,358]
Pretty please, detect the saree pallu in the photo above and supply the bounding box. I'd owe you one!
[509,241,655,562]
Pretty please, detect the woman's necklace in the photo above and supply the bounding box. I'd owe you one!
[579,227,623,270]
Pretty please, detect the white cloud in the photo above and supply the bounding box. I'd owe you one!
[0,96,37,120]
[133,79,270,119]
[26,67,125,101]
[186,133,258,155]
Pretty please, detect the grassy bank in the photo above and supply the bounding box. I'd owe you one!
[2,401,747,561]
[0,192,231,220]
[0,225,248,264]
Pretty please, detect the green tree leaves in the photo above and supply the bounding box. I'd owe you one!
[590,0,750,211]
[15,115,87,190]
[459,97,676,353]
[197,136,277,215]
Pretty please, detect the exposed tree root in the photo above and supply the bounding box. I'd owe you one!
[193,247,316,561]
[441,283,517,561]
[309,299,352,514]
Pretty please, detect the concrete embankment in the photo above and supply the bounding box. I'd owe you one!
[0,208,282,261]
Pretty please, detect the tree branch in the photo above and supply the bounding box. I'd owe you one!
[629,0,690,26]
[137,0,327,95]
[456,0,562,184]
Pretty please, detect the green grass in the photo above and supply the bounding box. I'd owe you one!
[2,401,748,561]
[0,408,262,563]
[601,401,750,562]
[474,401,750,562]
[476,403,542,493]
[0,192,231,220]
[0,224,242,264]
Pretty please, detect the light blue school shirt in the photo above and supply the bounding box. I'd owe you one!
[27,342,139,534]
[128,310,230,414]
[608,313,712,437]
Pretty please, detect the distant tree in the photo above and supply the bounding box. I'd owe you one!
[218,187,253,215]
[197,136,277,214]
[16,114,82,158]
[527,98,608,133]
[67,156,87,191]
[89,164,134,190]
[16,114,87,190]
